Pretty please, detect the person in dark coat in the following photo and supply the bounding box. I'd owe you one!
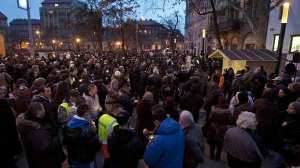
[135,91,155,141]
[179,110,204,168]
[108,111,145,168]
[280,101,300,166]
[253,88,282,151]
[0,86,22,168]
[233,91,252,122]
[224,112,265,168]
[32,85,57,130]
[64,104,101,168]
[207,94,231,160]
[17,102,65,168]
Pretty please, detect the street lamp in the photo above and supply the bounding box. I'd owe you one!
[75,38,81,51]
[201,28,207,58]
[275,2,290,75]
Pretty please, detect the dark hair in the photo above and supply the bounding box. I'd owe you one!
[152,104,166,121]
[26,102,44,120]
[116,111,130,126]
[77,104,89,117]
[238,91,248,104]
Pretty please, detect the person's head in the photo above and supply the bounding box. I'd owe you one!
[88,84,97,96]
[287,101,300,115]
[143,91,154,103]
[152,104,166,127]
[0,85,7,99]
[105,95,119,113]
[116,110,130,127]
[77,104,89,117]
[238,91,248,105]
[288,83,300,93]
[27,102,45,120]
[179,110,194,129]
[261,88,277,101]
[38,85,52,98]
[278,87,289,98]
[69,89,80,103]
[236,112,257,130]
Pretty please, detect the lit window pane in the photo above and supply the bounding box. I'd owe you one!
[273,35,279,51]
[291,36,300,53]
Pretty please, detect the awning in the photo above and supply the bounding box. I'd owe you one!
[208,49,278,62]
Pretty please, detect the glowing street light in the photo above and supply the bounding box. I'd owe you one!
[52,39,56,44]
[75,38,81,43]
[35,30,40,35]
[275,1,291,75]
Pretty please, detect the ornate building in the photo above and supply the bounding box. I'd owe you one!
[40,0,84,46]
[185,0,270,56]
[0,11,7,57]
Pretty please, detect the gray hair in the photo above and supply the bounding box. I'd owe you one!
[179,110,194,129]
[236,112,256,130]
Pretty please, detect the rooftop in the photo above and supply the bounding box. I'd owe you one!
[10,19,41,26]
[209,49,278,61]
[42,0,74,5]
[0,12,7,20]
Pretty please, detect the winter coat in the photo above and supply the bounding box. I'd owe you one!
[280,114,300,166]
[32,95,57,129]
[0,99,22,167]
[136,100,155,140]
[180,92,204,122]
[207,106,231,143]
[108,128,145,168]
[17,116,65,168]
[224,127,264,163]
[83,94,102,119]
[144,118,185,168]
[183,123,204,168]
[253,98,281,150]
[64,115,101,164]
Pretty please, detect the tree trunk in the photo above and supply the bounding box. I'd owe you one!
[209,0,223,50]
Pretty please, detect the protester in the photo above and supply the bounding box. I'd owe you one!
[108,111,145,168]
[224,112,265,168]
[144,104,185,168]
[179,110,204,168]
[17,102,65,168]
[64,104,101,168]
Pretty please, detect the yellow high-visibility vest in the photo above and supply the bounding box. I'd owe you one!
[60,102,71,112]
[98,114,118,144]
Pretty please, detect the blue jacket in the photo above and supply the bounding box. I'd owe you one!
[144,118,185,168]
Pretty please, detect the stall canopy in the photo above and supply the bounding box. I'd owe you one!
[208,49,278,73]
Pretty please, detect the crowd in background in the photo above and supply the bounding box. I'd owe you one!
[0,51,299,168]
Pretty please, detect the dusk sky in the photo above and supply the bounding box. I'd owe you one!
[0,0,186,32]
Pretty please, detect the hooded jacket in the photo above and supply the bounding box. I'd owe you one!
[64,115,101,164]
[144,117,185,168]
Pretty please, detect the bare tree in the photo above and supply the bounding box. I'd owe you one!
[160,11,181,53]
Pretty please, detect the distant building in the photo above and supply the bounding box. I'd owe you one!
[266,0,300,54]
[0,11,7,57]
[8,19,40,48]
[185,0,269,56]
[103,19,184,51]
[40,0,84,47]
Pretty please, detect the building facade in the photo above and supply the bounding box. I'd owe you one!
[8,19,41,49]
[185,0,270,56]
[40,0,84,47]
[103,19,184,51]
[0,11,7,57]
[266,0,300,55]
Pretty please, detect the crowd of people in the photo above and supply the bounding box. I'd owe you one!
[0,51,299,168]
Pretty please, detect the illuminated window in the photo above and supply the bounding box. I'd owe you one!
[290,35,300,53]
[273,34,279,51]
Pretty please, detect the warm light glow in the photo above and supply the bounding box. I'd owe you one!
[202,29,206,38]
[52,39,56,44]
[115,41,122,46]
[35,30,40,35]
[60,42,63,45]
[76,38,81,43]
[281,2,290,23]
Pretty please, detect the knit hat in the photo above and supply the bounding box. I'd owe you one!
[236,112,256,130]
[116,110,130,126]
